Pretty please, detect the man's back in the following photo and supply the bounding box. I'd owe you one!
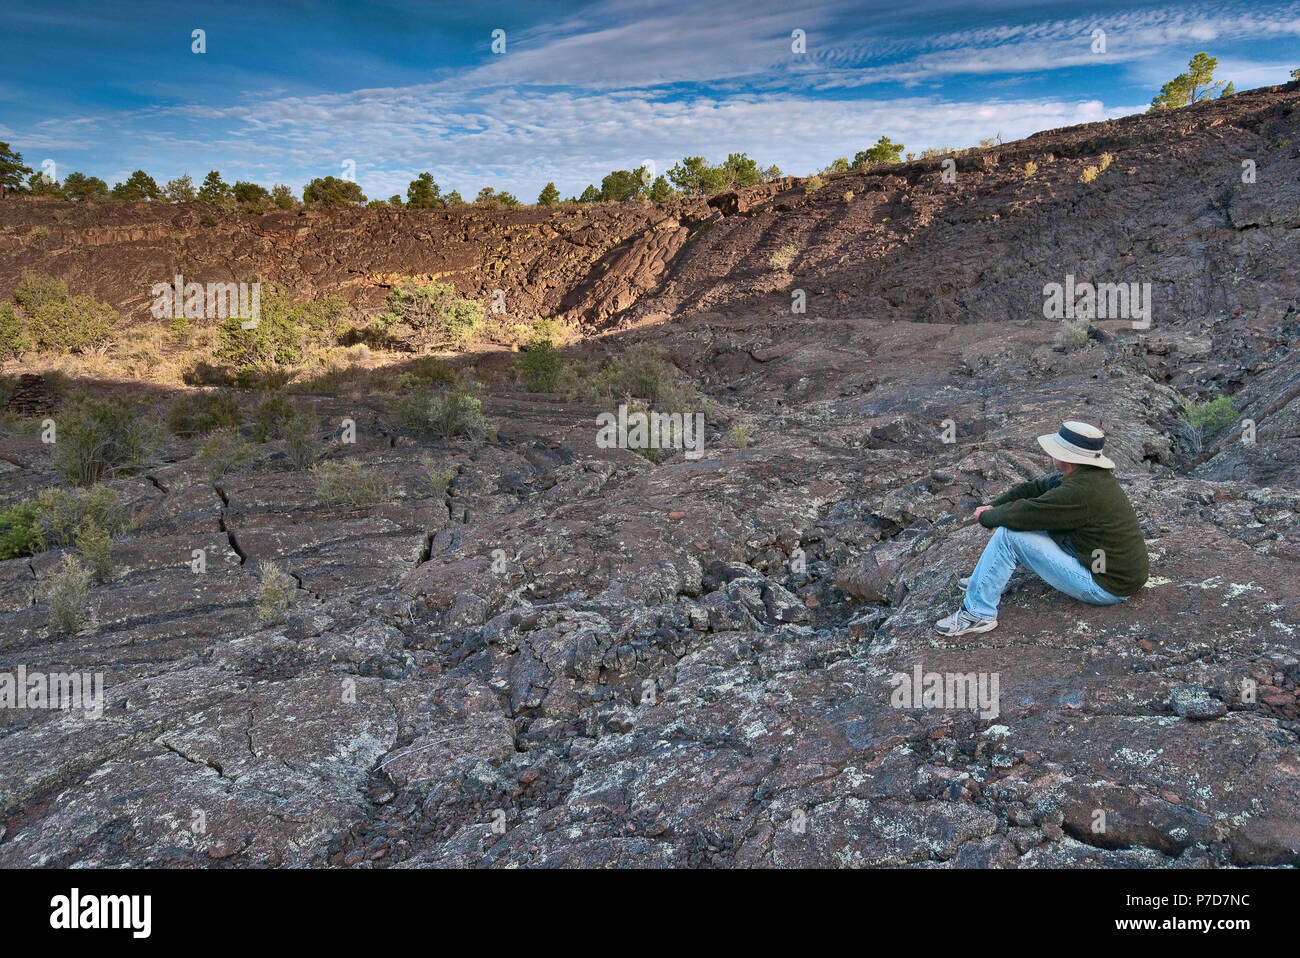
[977,466,1148,596]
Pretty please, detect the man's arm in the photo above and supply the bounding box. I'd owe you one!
[979,479,1090,532]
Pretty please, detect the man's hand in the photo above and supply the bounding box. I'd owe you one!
[974,505,992,520]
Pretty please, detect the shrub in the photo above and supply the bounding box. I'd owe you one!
[250,392,295,442]
[529,317,569,346]
[257,561,296,623]
[1054,319,1090,351]
[196,427,253,479]
[1099,152,1114,172]
[373,281,483,353]
[1079,166,1100,184]
[42,555,93,633]
[843,191,854,203]
[27,294,117,353]
[168,389,243,437]
[1024,160,1039,177]
[1181,395,1237,434]
[804,175,824,192]
[282,412,319,471]
[394,356,458,391]
[0,501,41,559]
[421,457,454,498]
[32,484,132,549]
[732,424,750,449]
[0,303,31,358]
[427,391,491,439]
[519,340,564,392]
[52,398,162,484]
[213,288,345,371]
[573,344,695,413]
[1177,394,1238,458]
[311,459,392,507]
[75,520,113,582]
[770,244,798,270]
[12,269,67,313]
[391,384,493,439]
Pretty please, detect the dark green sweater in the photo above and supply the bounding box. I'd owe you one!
[978,466,1149,596]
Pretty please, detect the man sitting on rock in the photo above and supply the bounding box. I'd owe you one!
[934,421,1149,636]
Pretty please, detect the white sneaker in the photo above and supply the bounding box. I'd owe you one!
[958,576,971,591]
[934,606,998,636]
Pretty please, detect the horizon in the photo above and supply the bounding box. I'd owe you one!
[1,0,1298,201]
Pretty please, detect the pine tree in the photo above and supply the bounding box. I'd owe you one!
[0,142,34,199]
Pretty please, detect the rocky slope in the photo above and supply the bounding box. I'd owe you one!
[1,83,1298,867]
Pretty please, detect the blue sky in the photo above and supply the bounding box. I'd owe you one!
[2,0,1297,202]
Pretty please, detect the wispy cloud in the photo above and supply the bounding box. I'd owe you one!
[1,0,1296,198]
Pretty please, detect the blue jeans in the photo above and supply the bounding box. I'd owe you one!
[964,527,1126,619]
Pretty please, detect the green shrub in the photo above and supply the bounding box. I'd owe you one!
[12,269,67,313]
[373,280,483,353]
[1177,394,1239,457]
[530,317,567,345]
[0,501,41,559]
[250,392,296,442]
[567,344,695,413]
[1181,395,1237,434]
[519,340,564,391]
[1054,319,1090,351]
[196,427,253,479]
[33,485,132,549]
[257,561,296,623]
[42,555,92,633]
[52,399,162,485]
[311,459,392,507]
[213,288,345,371]
[27,294,117,353]
[804,175,824,192]
[394,356,458,391]
[732,424,750,449]
[770,244,797,270]
[391,384,493,439]
[167,390,243,437]
[282,412,319,471]
[75,520,113,582]
[421,456,455,498]
[0,303,32,359]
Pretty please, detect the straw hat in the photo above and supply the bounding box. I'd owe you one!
[1037,421,1115,469]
